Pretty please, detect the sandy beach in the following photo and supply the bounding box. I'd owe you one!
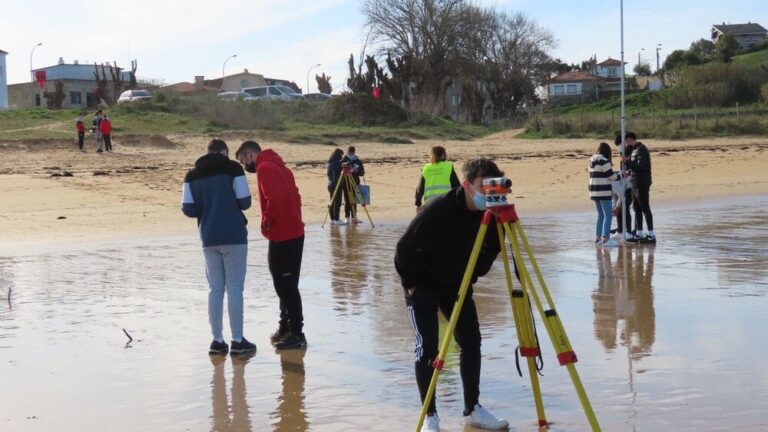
[0,131,767,247]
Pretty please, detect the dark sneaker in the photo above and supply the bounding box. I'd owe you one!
[639,235,656,244]
[270,327,290,344]
[230,338,257,355]
[274,332,307,350]
[209,340,229,356]
[625,235,642,244]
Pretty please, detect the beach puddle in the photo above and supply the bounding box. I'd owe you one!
[1,196,767,431]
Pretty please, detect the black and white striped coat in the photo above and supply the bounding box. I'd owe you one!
[588,154,621,201]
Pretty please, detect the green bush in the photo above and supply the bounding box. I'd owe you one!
[762,83,768,104]
[659,62,768,108]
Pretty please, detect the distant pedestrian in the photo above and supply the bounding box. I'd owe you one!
[75,112,86,152]
[414,146,460,213]
[589,142,621,247]
[326,148,344,225]
[181,139,256,356]
[236,140,307,350]
[614,134,633,239]
[341,145,365,224]
[623,132,655,244]
[100,115,113,152]
[92,110,104,153]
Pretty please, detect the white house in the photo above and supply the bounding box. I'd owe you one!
[0,49,8,110]
[711,22,768,50]
[546,70,606,104]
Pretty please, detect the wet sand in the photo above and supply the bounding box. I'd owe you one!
[0,132,767,247]
[2,196,767,431]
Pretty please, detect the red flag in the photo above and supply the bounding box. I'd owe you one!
[372,86,380,100]
[35,70,46,89]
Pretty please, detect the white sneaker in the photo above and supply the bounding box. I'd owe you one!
[421,414,440,432]
[602,239,619,248]
[464,404,509,430]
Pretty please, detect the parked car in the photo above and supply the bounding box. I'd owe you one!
[305,93,333,101]
[217,91,256,102]
[117,89,153,103]
[242,85,304,101]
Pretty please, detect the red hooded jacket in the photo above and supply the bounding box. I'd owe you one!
[100,117,112,135]
[254,149,304,241]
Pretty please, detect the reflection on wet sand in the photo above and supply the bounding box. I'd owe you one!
[592,247,655,357]
[210,355,254,432]
[272,349,308,431]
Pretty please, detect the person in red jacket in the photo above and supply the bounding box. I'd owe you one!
[75,112,86,152]
[235,140,307,350]
[100,115,113,152]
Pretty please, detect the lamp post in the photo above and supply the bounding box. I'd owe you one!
[29,42,42,81]
[306,63,321,95]
[637,48,645,68]
[222,54,237,80]
[655,44,662,72]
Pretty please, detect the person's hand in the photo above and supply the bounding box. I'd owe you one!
[416,205,422,213]
[261,220,272,231]
[621,155,628,163]
[407,288,415,296]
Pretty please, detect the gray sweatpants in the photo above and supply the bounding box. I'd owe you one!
[203,244,247,342]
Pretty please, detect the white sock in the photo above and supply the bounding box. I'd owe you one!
[637,230,645,237]
[232,338,242,343]
[649,230,655,236]
[215,338,225,343]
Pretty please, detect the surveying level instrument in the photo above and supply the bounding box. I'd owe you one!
[415,180,600,431]
[322,164,375,228]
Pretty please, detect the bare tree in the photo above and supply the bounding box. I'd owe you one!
[316,73,332,94]
[44,79,66,109]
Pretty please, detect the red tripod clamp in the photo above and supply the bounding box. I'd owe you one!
[485,205,518,224]
[432,358,445,370]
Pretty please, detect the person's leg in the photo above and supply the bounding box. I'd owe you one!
[78,132,84,150]
[624,189,634,237]
[407,290,439,415]
[268,241,289,333]
[594,200,603,242]
[438,288,481,415]
[270,236,305,335]
[600,199,612,239]
[639,186,654,232]
[328,185,341,221]
[105,134,112,151]
[632,187,644,235]
[221,243,248,342]
[343,178,353,220]
[203,247,226,342]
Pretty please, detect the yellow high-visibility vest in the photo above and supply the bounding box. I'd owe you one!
[422,161,454,202]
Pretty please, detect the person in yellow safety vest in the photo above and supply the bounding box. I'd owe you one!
[415,146,461,213]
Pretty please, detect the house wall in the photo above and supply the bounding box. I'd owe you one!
[547,81,602,105]
[221,73,266,92]
[596,65,621,78]
[0,52,8,110]
[734,34,767,49]
[34,64,132,82]
[9,80,100,109]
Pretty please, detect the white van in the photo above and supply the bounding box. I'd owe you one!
[242,85,304,101]
[117,89,153,103]
[217,91,256,102]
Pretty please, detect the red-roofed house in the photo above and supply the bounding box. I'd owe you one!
[545,70,605,104]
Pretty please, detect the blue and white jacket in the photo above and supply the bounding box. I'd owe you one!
[181,153,251,247]
[588,154,621,201]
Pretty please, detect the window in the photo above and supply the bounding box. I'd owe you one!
[245,88,266,97]
[567,84,578,94]
[608,67,618,77]
[553,85,564,95]
[70,91,82,105]
[268,87,281,96]
[35,94,41,106]
[240,79,250,88]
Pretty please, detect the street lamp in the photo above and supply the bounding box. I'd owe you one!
[29,42,42,81]
[306,63,321,95]
[637,48,645,68]
[222,54,237,79]
[655,44,662,72]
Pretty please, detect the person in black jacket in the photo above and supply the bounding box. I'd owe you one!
[614,134,633,239]
[341,145,365,224]
[623,132,655,244]
[394,158,509,431]
[326,148,344,225]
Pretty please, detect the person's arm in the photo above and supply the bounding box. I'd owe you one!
[395,210,431,290]
[181,178,197,218]
[232,167,251,211]
[474,220,501,278]
[257,164,285,231]
[357,159,365,177]
[449,167,460,188]
[633,145,651,175]
[415,175,425,207]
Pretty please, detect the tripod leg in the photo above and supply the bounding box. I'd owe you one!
[508,222,601,431]
[349,179,375,228]
[324,174,346,228]
[497,222,548,428]
[415,221,490,432]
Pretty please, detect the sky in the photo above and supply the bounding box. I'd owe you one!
[1,0,765,92]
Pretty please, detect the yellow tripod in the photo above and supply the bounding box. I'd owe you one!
[322,166,375,228]
[415,204,600,431]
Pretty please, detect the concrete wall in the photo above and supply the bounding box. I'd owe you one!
[9,80,100,109]
[0,52,8,110]
[221,73,266,92]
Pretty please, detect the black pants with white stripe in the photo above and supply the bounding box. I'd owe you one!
[268,235,304,335]
[406,286,481,415]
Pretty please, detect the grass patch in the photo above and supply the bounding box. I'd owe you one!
[379,136,414,144]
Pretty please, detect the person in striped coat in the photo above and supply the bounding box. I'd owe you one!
[589,142,621,246]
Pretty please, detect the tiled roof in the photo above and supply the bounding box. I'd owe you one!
[550,71,602,83]
[712,23,767,35]
[598,58,622,66]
